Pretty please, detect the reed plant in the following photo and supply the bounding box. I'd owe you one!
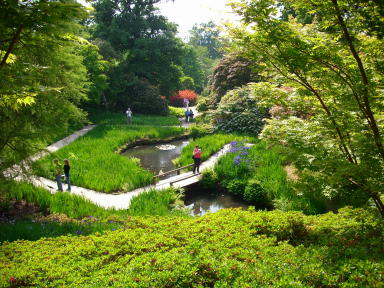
[210,141,321,212]
[128,188,188,217]
[1,180,125,219]
[215,141,292,198]
[0,180,186,242]
[33,125,185,192]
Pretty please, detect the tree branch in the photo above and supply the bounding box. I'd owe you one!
[0,25,23,68]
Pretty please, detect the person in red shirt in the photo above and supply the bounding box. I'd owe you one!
[192,145,202,174]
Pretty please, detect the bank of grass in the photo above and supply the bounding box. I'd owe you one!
[88,110,180,126]
[0,180,187,242]
[1,207,383,287]
[174,133,257,167]
[33,124,185,192]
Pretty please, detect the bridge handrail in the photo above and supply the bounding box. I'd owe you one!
[153,163,194,178]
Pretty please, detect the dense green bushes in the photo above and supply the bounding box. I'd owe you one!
[1,207,383,287]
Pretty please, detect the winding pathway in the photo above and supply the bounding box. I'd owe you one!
[6,109,236,210]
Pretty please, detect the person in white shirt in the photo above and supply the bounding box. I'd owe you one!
[126,108,132,124]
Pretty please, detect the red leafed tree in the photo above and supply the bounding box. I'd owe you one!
[170,90,198,107]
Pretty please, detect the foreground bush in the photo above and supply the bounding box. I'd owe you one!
[0,207,383,287]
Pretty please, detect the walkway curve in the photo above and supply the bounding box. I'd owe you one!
[6,119,243,210]
[26,144,234,210]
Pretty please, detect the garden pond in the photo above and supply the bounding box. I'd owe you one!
[122,139,249,215]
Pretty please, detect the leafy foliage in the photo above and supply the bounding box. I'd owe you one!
[230,0,384,215]
[211,84,268,134]
[189,21,224,59]
[1,207,383,287]
[207,53,260,106]
[91,0,185,111]
[169,90,198,107]
[0,0,89,172]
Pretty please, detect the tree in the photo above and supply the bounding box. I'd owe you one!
[0,0,89,173]
[207,54,261,107]
[91,0,184,111]
[179,44,204,92]
[80,42,109,108]
[189,21,224,59]
[230,0,384,215]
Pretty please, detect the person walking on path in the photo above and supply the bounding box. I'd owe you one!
[185,109,190,122]
[126,108,132,124]
[192,145,202,174]
[63,159,71,191]
[53,159,63,191]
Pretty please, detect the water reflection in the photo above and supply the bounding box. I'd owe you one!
[122,139,189,179]
[184,183,249,216]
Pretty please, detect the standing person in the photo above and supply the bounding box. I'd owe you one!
[185,109,189,122]
[189,109,194,121]
[53,159,63,191]
[192,145,202,174]
[63,159,71,191]
[125,108,132,124]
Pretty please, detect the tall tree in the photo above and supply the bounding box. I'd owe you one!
[91,0,184,112]
[230,0,384,215]
[189,21,224,59]
[0,0,89,174]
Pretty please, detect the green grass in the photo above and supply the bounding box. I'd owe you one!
[33,124,186,192]
[174,133,257,167]
[88,110,180,126]
[0,180,126,219]
[0,207,383,287]
[0,180,188,242]
[168,106,185,118]
[128,188,188,217]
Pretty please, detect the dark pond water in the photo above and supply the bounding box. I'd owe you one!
[122,139,190,179]
[183,183,249,216]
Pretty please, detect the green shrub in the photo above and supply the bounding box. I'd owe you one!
[244,179,270,205]
[226,179,247,196]
[200,169,219,190]
[0,208,383,287]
